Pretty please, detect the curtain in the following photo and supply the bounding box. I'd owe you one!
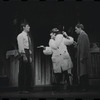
[34,48,52,85]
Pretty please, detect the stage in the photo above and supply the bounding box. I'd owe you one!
[0,85,100,100]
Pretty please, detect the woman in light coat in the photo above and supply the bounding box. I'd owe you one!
[43,28,74,90]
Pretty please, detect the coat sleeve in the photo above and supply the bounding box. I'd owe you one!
[17,34,25,53]
[43,47,52,55]
[64,36,74,45]
[43,39,54,55]
[49,39,58,50]
[55,34,63,47]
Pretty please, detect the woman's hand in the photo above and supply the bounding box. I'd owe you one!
[62,31,70,39]
[73,41,77,48]
[37,45,46,49]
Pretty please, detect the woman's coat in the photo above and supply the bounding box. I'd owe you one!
[43,33,74,74]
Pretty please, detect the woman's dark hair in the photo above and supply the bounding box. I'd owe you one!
[50,28,59,34]
[75,23,84,30]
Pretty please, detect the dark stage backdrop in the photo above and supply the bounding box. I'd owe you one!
[34,48,52,85]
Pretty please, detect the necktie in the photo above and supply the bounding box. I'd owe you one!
[27,34,31,51]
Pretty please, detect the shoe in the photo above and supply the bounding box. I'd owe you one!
[66,88,72,92]
[80,89,87,92]
[19,90,29,94]
[19,91,23,94]
[23,91,30,94]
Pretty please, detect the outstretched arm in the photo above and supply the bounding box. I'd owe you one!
[37,45,46,49]
[62,31,70,39]
[73,41,77,48]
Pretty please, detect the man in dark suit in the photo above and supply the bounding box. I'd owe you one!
[17,21,32,93]
[74,23,90,92]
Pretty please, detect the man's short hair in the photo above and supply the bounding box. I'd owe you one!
[20,20,29,30]
[75,23,84,30]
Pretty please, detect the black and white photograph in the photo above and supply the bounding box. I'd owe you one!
[0,0,100,100]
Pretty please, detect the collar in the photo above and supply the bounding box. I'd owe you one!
[22,31,27,36]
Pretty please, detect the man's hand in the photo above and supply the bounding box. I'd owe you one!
[29,50,32,54]
[23,54,28,62]
[80,58,87,63]
[29,57,32,63]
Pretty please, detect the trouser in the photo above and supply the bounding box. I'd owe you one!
[54,73,62,85]
[18,49,32,91]
[53,70,71,91]
[52,73,62,91]
[80,74,88,90]
[62,70,71,89]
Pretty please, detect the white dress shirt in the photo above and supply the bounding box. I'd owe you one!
[17,31,29,53]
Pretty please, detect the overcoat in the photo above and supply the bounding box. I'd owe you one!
[77,31,90,77]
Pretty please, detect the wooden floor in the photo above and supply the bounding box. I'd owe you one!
[0,85,100,100]
[0,91,100,99]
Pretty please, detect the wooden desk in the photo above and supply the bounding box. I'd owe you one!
[89,52,100,78]
[6,50,19,87]
[89,52,100,85]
